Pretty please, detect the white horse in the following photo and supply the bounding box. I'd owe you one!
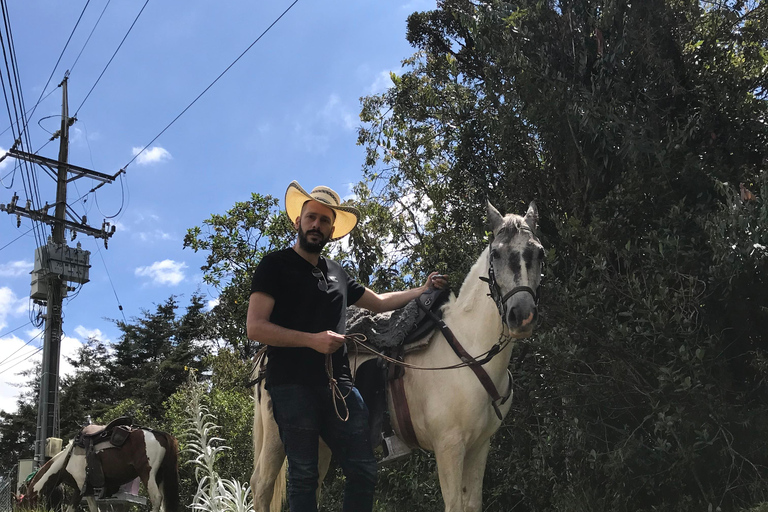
[251,201,543,512]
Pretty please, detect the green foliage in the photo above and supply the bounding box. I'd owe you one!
[164,351,254,506]
[179,371,253,512]
[353,0,768,510]
[183,193,294,358]
[110,295,210,419]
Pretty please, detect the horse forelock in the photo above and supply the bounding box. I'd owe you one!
[494,214,533,244]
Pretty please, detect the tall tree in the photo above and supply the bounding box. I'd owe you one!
[356,1,768,510]
[110,295,210,419]
[184,193,294,358]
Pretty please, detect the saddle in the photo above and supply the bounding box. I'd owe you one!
[351,287,451,461]
[74,416,135,497]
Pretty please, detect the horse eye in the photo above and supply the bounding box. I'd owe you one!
[490,249,499,259]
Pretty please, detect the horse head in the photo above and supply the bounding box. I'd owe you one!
[484,201,543,337]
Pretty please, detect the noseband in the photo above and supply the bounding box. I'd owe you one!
[479,242,540,325]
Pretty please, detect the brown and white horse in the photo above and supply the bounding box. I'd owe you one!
[19,428,180,512]
[250,201,543,512]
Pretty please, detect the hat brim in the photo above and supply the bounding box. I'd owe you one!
[285,181,360,241]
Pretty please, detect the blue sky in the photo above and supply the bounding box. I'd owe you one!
[0,0,436,413]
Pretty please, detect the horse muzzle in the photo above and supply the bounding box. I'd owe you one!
[504,291,538,334]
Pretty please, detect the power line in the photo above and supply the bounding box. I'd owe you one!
[69,0,111,75]
[124,0,301,170]
[73,0,150,117]
[14,0,92,145]
[0,0,46,250]
[94,240,126,322]
[0,321,31,339]
[0,331,43,373]
[0,345,43,376]
[0,226,32,251]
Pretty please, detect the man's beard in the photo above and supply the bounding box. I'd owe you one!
[298,224,330,253]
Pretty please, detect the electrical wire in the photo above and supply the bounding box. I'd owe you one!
[0,345,43,376]
[0,226,32,251]
[0,86,57,139]
[94,170,126,219]
[73,0,150,117]
[0,158,19,188]
[0,330,43,368]
[11,0,91,146]
[93,239,126,322]
[0,321,31,339]
[0,0,46,251]
[69,0,111,75]
[124,0,300,170]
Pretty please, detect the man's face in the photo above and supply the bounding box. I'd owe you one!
[296,200,336,253]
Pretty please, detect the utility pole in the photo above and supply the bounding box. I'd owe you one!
[35,75,69,467]
[0,76,121,467]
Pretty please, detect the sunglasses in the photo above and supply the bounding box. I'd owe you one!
[312,267,328,292]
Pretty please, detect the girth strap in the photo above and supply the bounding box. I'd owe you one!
[388,372,420,448]
[416,301,510,420]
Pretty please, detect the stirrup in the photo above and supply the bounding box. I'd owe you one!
[380,434,412,465]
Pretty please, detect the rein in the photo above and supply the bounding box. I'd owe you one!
[325,332,515,422]
[344,332,515,372]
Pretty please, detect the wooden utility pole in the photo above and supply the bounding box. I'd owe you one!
[0,76,121,466]
[34,76,70,466]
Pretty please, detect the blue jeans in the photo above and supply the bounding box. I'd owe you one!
[269,383,378,512]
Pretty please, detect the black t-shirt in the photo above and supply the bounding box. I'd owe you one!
[250,248,365,387]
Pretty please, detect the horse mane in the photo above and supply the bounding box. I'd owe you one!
[452,245,491,314]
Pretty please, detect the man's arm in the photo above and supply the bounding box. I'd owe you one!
[247,291,346,354]
[354,272,448,313]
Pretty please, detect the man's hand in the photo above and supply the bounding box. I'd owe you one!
[311,330,346,354]
[425,271,448,290]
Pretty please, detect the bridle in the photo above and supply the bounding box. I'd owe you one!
[478,239,541,326]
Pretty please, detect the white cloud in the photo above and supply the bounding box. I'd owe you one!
[206,297,219,311]
[321,94,356,130]
[0,146,10,171]
[0,287,28,331]
[131,146,172,166]
[0,260,33,277]
[401,0,437,11]
[135,260,187,286]
[293,94,359,153]
[73,325,109,344]
[0,329,83,414]
[369,69,399,94]
[136,229,174,242]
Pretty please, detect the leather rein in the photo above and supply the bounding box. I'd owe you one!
[324,245,540,423]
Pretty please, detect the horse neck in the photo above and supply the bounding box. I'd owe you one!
[30,442,71,495]
[445,246,510,363]
[29,461,57,496]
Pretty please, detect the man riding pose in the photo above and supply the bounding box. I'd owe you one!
[247,180,446,512]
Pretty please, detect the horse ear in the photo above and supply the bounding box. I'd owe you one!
[487,201,504,233]
[524,201,538,230]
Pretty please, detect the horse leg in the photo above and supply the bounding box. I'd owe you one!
[434,437,467,512]
[460,440,491,512]
[317,438,332,502]
[83,495,98,512]
[251,391,288,512]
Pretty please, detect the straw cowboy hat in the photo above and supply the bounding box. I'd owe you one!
[285,180,360,241]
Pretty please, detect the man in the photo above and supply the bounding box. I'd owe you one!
[247,181,446,512]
